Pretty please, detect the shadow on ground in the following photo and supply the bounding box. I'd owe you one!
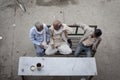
[36,0,78,6]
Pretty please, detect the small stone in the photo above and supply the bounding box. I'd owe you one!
[60,11,62,13]
[12,24,16,27]
[0,36,3,40]
[16,51,19,53]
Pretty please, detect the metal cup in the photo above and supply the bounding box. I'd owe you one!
[36,63,42,71]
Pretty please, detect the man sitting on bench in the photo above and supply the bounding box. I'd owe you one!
[30,22,50,57]
[74,23,102,57]
[45,20,73,55]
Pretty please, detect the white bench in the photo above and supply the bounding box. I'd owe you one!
[18,57,97,80]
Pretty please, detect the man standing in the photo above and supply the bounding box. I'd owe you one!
[30,22,50,57]
[45,20,73,55]
[74,23,102,57]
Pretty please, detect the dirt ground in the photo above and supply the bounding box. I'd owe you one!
[0,0,120,80]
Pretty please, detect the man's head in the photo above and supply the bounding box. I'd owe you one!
[53,20,62,30]
[35,22,43,31]
[94,29,102,38]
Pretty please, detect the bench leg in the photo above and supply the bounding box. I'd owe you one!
[80,77,87,80]
[65,76,71,80]
[21,76,25,80]
[88,76,94,80]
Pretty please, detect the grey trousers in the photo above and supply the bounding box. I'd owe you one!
[74,43,92,57]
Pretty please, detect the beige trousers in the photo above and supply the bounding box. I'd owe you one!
[45,43,72,55]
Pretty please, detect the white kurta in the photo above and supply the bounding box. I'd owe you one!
[45,23,73,55]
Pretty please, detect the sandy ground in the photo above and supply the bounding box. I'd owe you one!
[0,0,120,80]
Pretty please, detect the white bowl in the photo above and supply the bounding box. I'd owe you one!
[30,65,36,71]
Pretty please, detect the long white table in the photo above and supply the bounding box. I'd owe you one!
[18,57,97,80]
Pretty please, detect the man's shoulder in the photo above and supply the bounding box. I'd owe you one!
[31,26,35,29]
[43,24,49,30]
[43,23,47,28]
[49,25,54,30]
[30,26,36,32]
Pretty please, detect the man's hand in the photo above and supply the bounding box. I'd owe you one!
[40,44,44,48]
[47,41,50,44]
[73,23,85,29]
[92,47,96,52]
[51,44,58,49]
[63,29,67,33]
[51,44,55,49]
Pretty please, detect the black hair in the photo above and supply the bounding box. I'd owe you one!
[94,29,102,37]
